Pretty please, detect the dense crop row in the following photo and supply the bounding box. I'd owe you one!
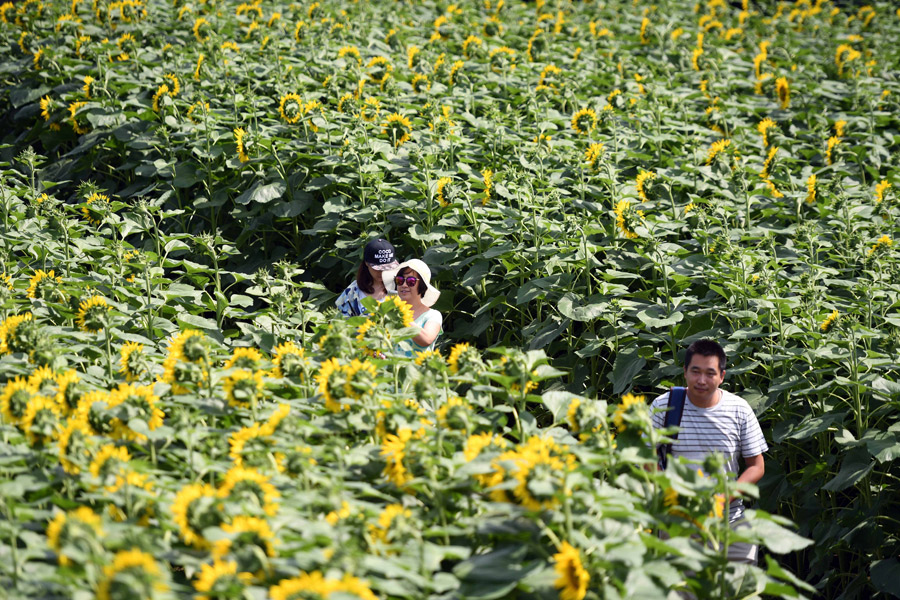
[2,0,900,597]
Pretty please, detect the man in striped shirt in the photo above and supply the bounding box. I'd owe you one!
[651,339,768,564]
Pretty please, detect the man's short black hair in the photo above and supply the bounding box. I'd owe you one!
[684,339,727,372]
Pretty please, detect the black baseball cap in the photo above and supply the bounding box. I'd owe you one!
[364,239,400,271]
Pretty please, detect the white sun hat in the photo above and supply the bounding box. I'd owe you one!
[383,258,441,307]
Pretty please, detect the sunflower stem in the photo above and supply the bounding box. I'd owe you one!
[103,326,113,383]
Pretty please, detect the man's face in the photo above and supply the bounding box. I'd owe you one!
[684,354,725,405]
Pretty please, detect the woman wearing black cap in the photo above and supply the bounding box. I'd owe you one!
[335,239,401,317]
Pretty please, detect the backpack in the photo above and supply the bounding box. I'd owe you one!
[656,386,687,471]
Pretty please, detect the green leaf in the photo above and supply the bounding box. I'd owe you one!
[557,292,606,321]
[871,558,900,598]
[822,447,875,492]
[748,514,813,554]
[236,181,286,205]
[636,307,683,329]
[177,313,219,331]
[609,346,647,395]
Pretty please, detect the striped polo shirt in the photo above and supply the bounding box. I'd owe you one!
[651,389,768,521]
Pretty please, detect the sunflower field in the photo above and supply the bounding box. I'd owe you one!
[1,0,900,597]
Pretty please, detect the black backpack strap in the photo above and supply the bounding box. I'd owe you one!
[657,386,687,470]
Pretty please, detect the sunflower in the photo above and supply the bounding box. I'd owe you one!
[509,436,575,511]
[151,83,169,112]
[40,95,53,121]
[447,342,484,375]
[464,432,508,462]
[614,200,644,239]
[462,35,483,58]
[820,309,839,333]
[46,506,103,567]
[0,313,33,355]
[570,107,596,135]
[81,192,109,225]
[76,295,111,332]
[635,170,655,202]
[584,143,604,169]
[806,174,817,204]
[105,382,165,440]
[228,423,280,471]
[1,376,37,425]
[706,139,731,165]
[270,572,332,599]
[381,295,415,329]
[481,168,493,205]
[58,416,94,474]
[488,46,516,72]
[223,369,266,408]
[192,16,210,42]
[825,135,840,165]
[447,60,466,86]
[382,113,412,147]
[553,542,590,600]
[527,28,545,62]
[271,341,306,378]
[775,76,790,108]
[435,177,452,207]
[188,100,210,122]
[612,392,646,432]
[163,73,180,96]
[436,396,470,430]
[97,548,167,600]
[359,96,381,123]
[414,348,444,368]
[760,145,778,179]
[194,53,205,81]
[261,403,290,434]
[28,364,57,394]
[26,269,63,300]
[337,45,361,66]
[234,127,250,163]
[368,503,411,545]
[218,466,280,516]
[119,341,146,382]
[411,73,430,93]
[75,390,115,435]
[223,347,264,370]
[68,100,89,134]
[21,395,62,445]
[757,118,776,148]
[366,56,393,87]
[161,330,208,393]
[381,427,414,488]
[566,398,582,433]
[172,482,222,548]
[867,235,893,257]
[875,180,891,204]
[89,444,131,492]
[278,92,303,123]
[315,357,347,411]
[212,516,278,575]
[194,559,254,600]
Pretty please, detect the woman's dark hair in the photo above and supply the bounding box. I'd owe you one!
[399,267,427,297]
[356,262,375,294]
[684,339,727,372]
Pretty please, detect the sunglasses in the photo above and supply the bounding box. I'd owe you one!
[394,275,419,287]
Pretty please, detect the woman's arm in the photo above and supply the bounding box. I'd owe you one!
[412,313,441,346]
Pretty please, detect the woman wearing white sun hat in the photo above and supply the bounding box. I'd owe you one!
[383,258,442,357]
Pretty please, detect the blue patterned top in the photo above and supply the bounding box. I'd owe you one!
[335,281,370,317]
